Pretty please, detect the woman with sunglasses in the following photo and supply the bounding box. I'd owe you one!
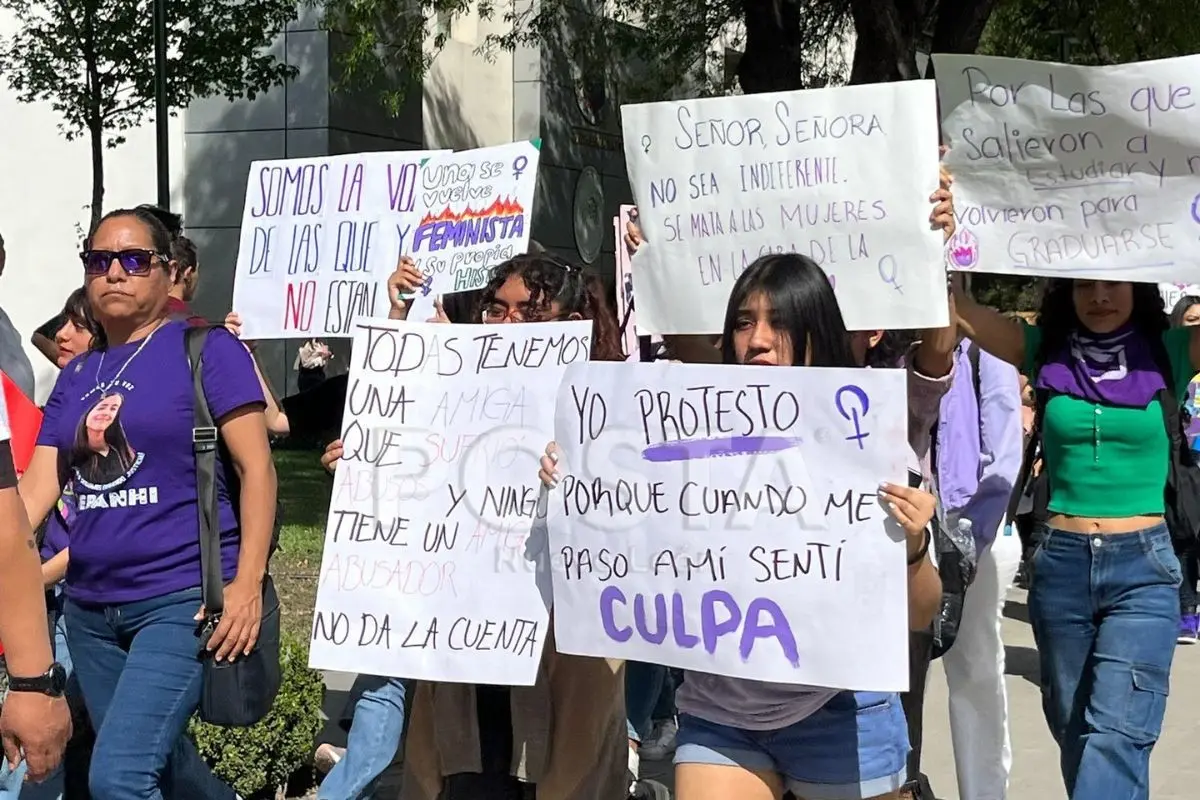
[17,207,275,800]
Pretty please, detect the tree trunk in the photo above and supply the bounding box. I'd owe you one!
[847,0,928,85]
[928,0,1002,64]
[84,5,103,231]
[737,0,807,93]
[88,116,105,231]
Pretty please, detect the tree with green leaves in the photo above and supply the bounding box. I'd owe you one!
[321,0,1004,111]
[0,1,299,228]
[968,0,1200,311]
[982,0,1200,66]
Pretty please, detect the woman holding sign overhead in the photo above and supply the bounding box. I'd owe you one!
[542,176,958,800]
[953,277,1200,800]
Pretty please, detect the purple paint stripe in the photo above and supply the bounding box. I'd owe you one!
[641,435,801,463]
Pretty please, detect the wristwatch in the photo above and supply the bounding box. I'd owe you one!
[7,663,67,697]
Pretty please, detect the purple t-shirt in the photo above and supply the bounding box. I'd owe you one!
[38,321,264,604]
[40,487,75,561]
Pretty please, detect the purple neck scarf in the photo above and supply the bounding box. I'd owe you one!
[1036,325,1166,408]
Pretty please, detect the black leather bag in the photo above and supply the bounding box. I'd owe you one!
[1158,384,1200,544]
[186,326,281,727]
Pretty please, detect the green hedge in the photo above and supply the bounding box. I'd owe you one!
[189,633,325,798]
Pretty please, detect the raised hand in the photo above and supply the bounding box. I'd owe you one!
[387,256,426,315]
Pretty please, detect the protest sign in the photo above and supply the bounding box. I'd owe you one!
[547,362,911,690]
[407,141,541,321]
[936,53,1200,283]
[308,317,592,684]
[619,83,947,335]
[615,205,640,360]
[232,150,447,339]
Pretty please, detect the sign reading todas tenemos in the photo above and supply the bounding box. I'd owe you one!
[936,53,1200,284]
[620,82,948,335]
[232,150,446,340]
[547,362,911,691]
[308,318,592,685]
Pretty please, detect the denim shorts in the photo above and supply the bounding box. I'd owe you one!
[675,692,909,800]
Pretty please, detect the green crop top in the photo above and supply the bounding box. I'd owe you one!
[1023,324,1194,519]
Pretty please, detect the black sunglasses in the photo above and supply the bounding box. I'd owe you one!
[80,249,166,276]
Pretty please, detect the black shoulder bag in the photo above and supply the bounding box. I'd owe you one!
[186,326,282,727]
[928,343,983,660]
[1151,344,1200,544]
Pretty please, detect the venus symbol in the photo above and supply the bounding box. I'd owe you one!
[834,385,870,450]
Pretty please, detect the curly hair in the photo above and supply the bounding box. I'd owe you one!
[1034,279,1168,368]
[477,253,623,361]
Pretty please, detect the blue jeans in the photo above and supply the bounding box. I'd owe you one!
[0,591,75,800]
[625,663,678,742]
[66,586,235,800]
[1028,524,1180,799]
[318,676,408,800]
[675,692,908,800]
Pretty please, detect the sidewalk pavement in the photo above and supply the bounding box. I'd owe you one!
[321,588,1200,798]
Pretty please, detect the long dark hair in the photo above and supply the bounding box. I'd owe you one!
[60,286,101,350]
[1034,279,1168,367]
[478,253,623,361]
[71,393,137,486]
[1171,295,1200,329]
[720,253,857,368]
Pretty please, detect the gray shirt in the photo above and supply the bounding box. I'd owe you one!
[677,673,838,731]
[0,306,35,400]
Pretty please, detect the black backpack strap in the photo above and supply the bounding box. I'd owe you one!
[185,326,224,618]
[968,342,983,401]
[1007,387,1048,525]
[1150,337,1185,447]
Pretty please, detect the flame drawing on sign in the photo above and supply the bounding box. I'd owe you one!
[948,228,980,269]
[418,197,525,227]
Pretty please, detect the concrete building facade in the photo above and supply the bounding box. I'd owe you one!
[2,3,638,397]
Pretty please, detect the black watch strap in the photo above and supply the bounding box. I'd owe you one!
[8,663,67,697]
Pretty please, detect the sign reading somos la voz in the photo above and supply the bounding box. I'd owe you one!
[547,362,911,691]
[308,317,592,686]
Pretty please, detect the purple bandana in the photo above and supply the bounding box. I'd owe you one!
[1036,325,1165,408]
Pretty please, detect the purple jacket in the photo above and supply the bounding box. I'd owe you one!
[934,338,1024,551]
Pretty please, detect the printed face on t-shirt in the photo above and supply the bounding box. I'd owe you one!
[86,394,122,442]
[72,392,139,488]
[36,321,265,605]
